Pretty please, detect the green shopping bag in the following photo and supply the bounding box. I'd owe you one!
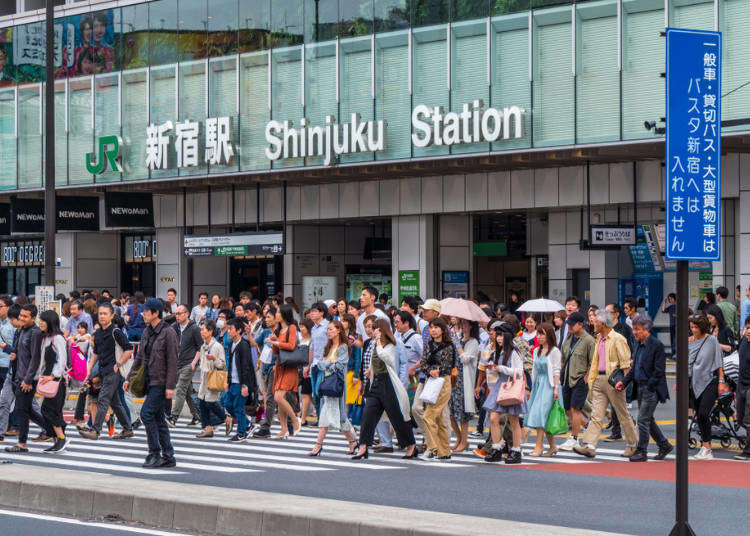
[545,399,568,436]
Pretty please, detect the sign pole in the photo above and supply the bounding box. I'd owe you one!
[670,260,695,536]
[44,0,56,289]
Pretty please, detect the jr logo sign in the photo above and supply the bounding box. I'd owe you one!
[86,136,124,175]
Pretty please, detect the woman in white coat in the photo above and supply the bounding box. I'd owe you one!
[525,323,562,457]
[192,320,226,439]
[449,319,479,453]
[352,318,417,460]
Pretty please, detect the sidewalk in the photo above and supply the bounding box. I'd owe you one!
[0,464,631,536]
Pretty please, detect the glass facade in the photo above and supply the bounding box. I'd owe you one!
[0,0,745,190]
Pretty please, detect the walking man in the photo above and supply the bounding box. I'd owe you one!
[78,303,135,441]
[168,304,202,427]
[0,304,33,442]
[225,318,255,442]
[733,317,750,461]
[124,298,179,468]
[559,312,596,451]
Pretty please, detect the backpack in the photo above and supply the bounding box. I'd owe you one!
[69,343,88,382]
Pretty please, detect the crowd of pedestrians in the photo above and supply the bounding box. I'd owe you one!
[0,283,748,468]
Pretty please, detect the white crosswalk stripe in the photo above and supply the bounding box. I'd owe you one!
[4,422,672,477]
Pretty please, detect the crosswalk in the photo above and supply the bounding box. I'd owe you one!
[0,423,675,478]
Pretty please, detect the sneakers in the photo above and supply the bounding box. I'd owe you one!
[483,448,505,463]
[131,419,142,431]
[473,448,489,459]
[653,444,674,460]
[573,444,596,458]
[733,452,750,461]
[187,417,200,427]
[505,450,522,464]
[621,446,638,458]
[419,450,435,461]
[559,437,578,451]
[252,428,271,439]
[43,437,70,454]
[468,431,484,438]
[603,433,623,442]
[690,446,714,460]
[228,433,248,442]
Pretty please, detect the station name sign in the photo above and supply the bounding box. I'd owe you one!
[265,100,525,166]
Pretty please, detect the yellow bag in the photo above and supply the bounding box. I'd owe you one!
[345,370,362,405]
[206,369,228,392]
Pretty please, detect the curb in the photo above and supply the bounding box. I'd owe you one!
[0,464,630,536]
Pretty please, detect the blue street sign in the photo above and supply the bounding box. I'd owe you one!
[665,28,721,262]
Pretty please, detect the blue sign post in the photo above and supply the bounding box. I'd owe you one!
[665,27,721,536]
[666,28,721,262]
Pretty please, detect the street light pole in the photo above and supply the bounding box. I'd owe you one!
[44,0,56,288]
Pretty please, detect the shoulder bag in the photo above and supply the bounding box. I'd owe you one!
[206,368,228,392]
[496,370,526,406]
[318,369,345,397]
[36,378,61,398]
[278,331,309,367]
[129,333,150,398]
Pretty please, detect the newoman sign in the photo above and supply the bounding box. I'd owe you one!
[265,100,525,166]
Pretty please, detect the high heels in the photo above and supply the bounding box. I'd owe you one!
[402,446,418,459]
[273,432,290,440]
[347,441,358,455]
[308,442,323,456]
[351,446,369,460]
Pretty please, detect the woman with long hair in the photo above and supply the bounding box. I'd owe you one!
[706,304,735,355]
[341,314,363,426]
[207,293,222,322]
[418,318,457,461]
[482,322,526,464]
[270,305,301,439]
[336,299,347,322]
[352,318,417,460]
[308,320,357,456]
[525,323,562,457]
[285,297,301,322]
[37,310,70,453]
[449,319,479,453]
[297,318,314,426]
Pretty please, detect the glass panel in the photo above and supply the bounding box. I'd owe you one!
[68,76,93,185]
[54,81,67,185]
[150,64,176,178]
[239,52,269,170]
[491,12,531,151]
[412,0,450,27]
[453,0,490,21]
[304,42,337,166]
[118,3,150,70]
[239,0,271,53]
[622,0,664,140]
[375,0,410,32]
[94,73,121,182]
[451,19,488,154]
[149,0,179,67]
[491,0,531,16]
[413,25,449,157]
[271,1,304,48]
[17,84,42,188]
[532,7,574,147]
[340,37,373,163]
[209,56,239,173]
[722,0,750,132]
[271,47,303,168]
[207,0,238,57]
[178,0,207,62]
[0,88,17,190]
[305,0,338,42]
[178,59,206,176]
[122,68,148,180]
[576,0,619,144]
[340,0,374,37]
[670,0,714,30]
[375,30,410,160]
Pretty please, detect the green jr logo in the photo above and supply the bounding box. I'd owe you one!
[86,135,124,175]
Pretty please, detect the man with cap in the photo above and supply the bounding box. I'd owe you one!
[124,298,179,468]
[559,311,595,451]
[323,299,337,319]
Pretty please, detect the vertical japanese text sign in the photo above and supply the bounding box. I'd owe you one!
[666,28,721,261]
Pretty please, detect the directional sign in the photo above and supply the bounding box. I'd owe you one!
[665,28,721,261]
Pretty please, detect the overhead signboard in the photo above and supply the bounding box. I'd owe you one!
[665,28,721,262]
[589,225,636,247]
[184,232,284,257]
[0,203,10,236]
[11,197,44,234]
[105,192,154,228]
[56,196,100,231]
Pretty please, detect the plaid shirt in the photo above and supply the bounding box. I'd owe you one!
[362,338,375,374]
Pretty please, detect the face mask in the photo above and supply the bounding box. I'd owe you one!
[216,319,225,329]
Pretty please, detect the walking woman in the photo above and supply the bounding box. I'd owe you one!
[418,318,456,461]
[298,318,314,426]
[38,310,71,453]
[270,305,301,439]
[450,319,479,453]
[483,322,527,464]
[342,313,363,426]
[352,319,417,460]
[308,320,357,456]
[525,323,561,457]
[706,304,736,356]
[193,320,226,439]
[688,313,728,460]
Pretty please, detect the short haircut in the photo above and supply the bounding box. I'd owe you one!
[631,314,652,331]
[401,295,419,313]
[8,303,21,319]
[310,302,327,315]
[565,296,581,308]
[716,286,729,299]
[0,297,11,308]
[168,288,177,295]
[394,310,417,331]
[245,302,261,314]
[71,299,84,311]
[595,309,615,328]
[21,303,37,318]
[98,302,114,314]
[607,303,621,314]
[227,318,245,332]
[203,319,216,332]
[199,292,208,299]
[239,291,252,300]
[362,286,378,299]
[668,293,677,300]
[77,321,89,331]
[624,297,638,310]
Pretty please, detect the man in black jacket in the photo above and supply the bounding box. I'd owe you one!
[4,304,45,453]
[616,314,672,462]
[225,318,255,442]
[168,304,202,427]
[734,317,750,461]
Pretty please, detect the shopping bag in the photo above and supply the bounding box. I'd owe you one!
[419,376,445,404]
[345,370,362,405]
[496,371,526,406]
[545,399,568,436]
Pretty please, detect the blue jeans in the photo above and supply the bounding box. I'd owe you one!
[199,398,226,429]
[225,383,248,436]
[141,385,174,459]
[311,365,323,417]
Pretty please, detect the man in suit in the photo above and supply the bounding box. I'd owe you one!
[616,314,673,462]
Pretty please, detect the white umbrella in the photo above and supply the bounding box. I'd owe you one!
[516,298,565,313]
[439,298,490,323]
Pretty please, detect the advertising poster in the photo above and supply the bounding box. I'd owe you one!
[398,270,419,304]
[441,271,469,299]
[302,276,337,309]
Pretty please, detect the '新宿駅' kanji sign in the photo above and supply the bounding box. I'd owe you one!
[665,28,721,262]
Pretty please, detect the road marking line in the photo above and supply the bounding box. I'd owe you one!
[0,454,188,475]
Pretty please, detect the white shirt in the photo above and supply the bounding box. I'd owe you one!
[230,340,240,384]
[190,305,208,324]
[356,307,390,342]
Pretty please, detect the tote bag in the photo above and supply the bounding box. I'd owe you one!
[545,399,568,436]
[419,376,445,404]
[496,371,526,406]
[279,344,310,367]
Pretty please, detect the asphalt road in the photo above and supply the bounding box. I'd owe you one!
[1,373,747,536]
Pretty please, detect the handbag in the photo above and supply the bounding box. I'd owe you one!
[545,399,568,436]
[279,344,309,367]
[206,369,228,392]
[450,366,459,387]
[129,360,148,397]
[608,367,624,388]
[419,376,445,404]
[318,369,345,398]
[496,371,526,406]
[36,378,60,399]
